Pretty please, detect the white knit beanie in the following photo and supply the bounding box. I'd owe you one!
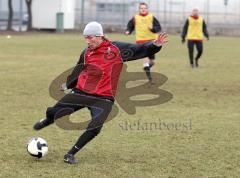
[83,21,104,36]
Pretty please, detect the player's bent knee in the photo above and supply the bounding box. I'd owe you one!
[46,107,57,122]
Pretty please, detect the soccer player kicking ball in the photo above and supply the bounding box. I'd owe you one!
[33,21,167,164]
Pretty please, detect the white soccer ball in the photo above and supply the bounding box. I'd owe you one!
[27,137,48,158]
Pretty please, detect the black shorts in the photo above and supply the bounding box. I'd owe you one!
[46,89,114,130]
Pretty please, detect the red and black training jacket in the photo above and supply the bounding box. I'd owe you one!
[66,40,162,101]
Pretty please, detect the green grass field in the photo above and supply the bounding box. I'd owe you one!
[0,33,239,178]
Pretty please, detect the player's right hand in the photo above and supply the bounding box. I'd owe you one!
[153,32,168,46]
[125,31,130,35]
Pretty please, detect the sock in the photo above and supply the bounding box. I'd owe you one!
[143,63,150,68]
[68,130,98,155]
[143,67,152,81]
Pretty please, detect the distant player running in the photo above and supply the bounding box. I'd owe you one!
[125,2,161,83]
[181,7,209,68]
[33,21,168,164]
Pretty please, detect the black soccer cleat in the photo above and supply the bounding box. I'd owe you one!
[143,66,152,82]
[33,119,52,131]
[64,153,78,164]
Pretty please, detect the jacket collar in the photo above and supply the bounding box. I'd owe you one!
[88,40,111,52]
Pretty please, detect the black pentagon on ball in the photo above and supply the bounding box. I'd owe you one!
[37,141,48,150]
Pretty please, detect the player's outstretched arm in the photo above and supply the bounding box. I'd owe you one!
[113,32,168,62]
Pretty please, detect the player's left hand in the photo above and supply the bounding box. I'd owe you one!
[153,32,168,46]
[60,83,67,91]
